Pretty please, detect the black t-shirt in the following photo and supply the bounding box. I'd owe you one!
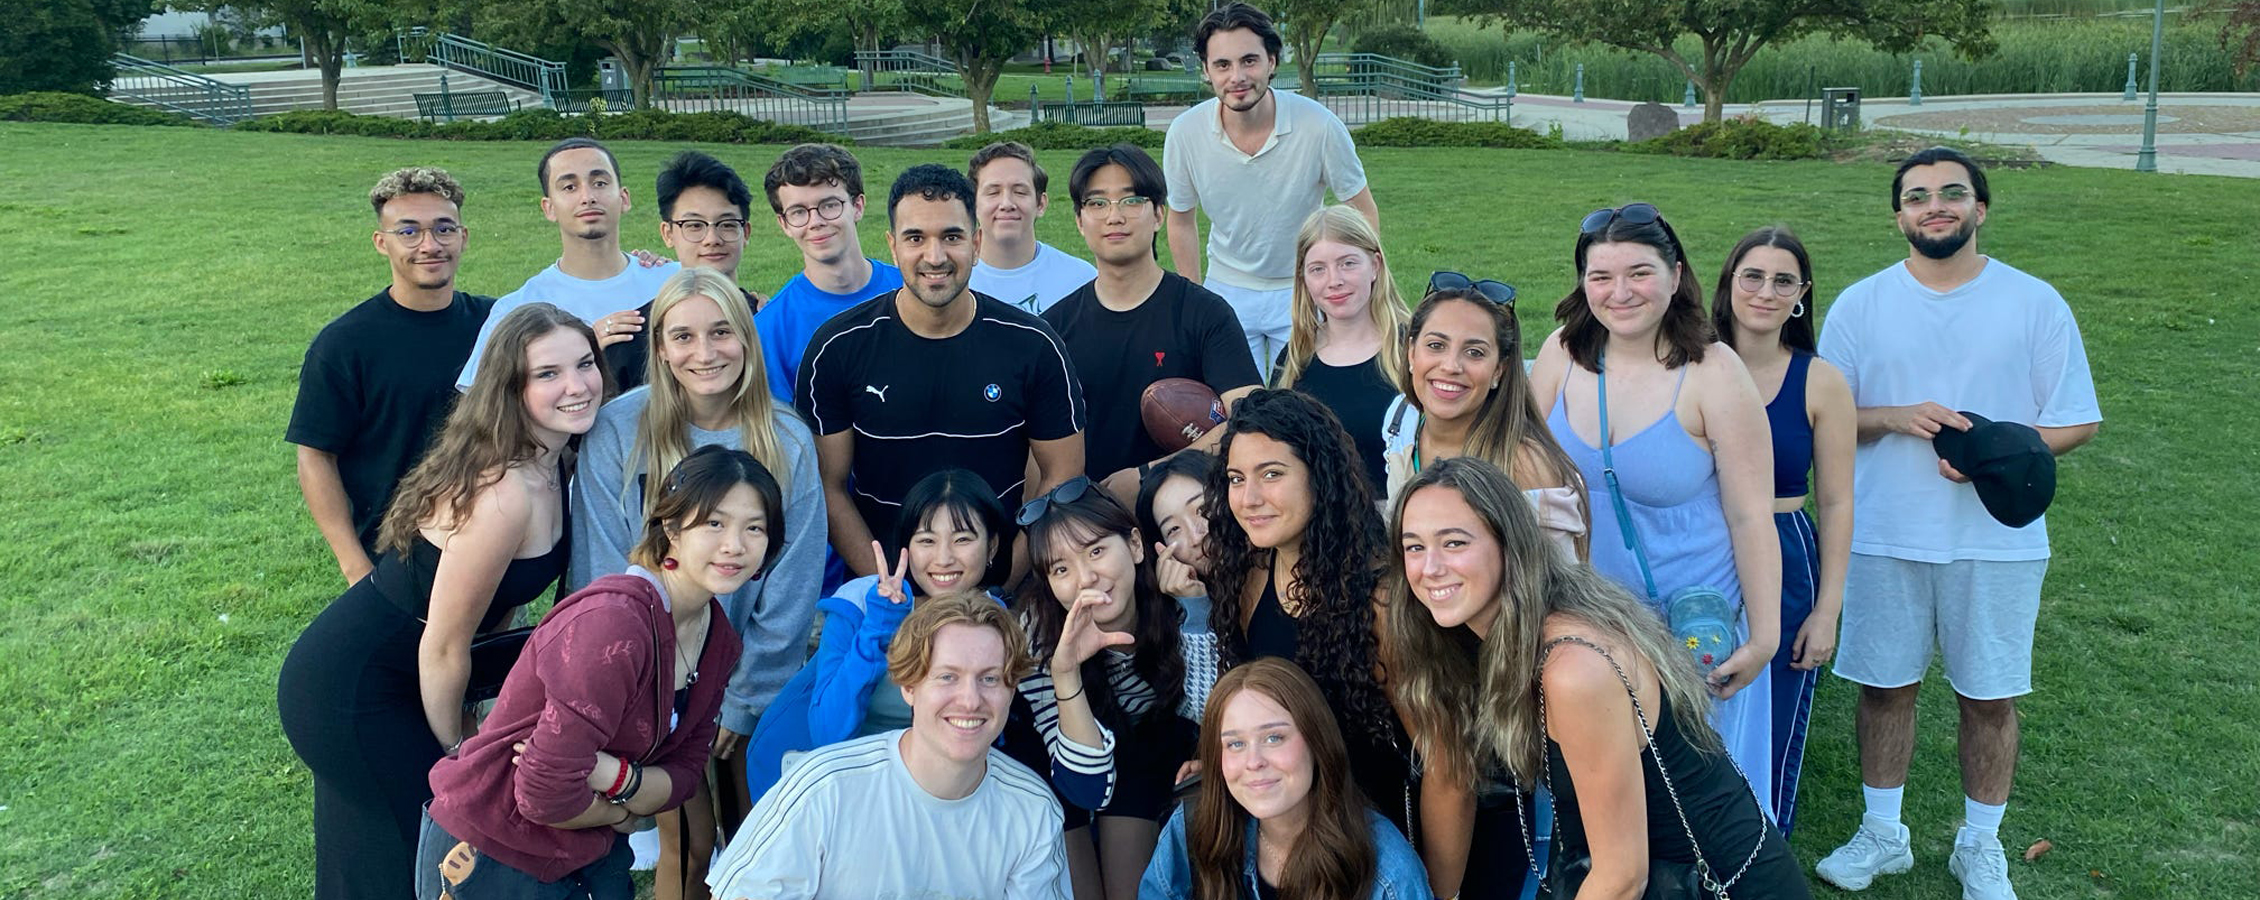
[1041,272,1260,479]
[1284,352,1398,493]
[603,287,762,393]
[285,289,495,554]
[796,291,1085,545]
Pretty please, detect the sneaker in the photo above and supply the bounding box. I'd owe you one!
[1949,826,2019,900]
[1815,814,1914,890]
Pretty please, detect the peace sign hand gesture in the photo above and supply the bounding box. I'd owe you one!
[1051,589,1136,672]
[870,541,912,607]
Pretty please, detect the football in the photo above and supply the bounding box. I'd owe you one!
[1140,378,1226,453]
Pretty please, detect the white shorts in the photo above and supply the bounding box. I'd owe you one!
[1204,277,1292,381]
[1833,552,2048,700]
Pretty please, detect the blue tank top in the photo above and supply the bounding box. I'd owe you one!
[1765,351,1815,499]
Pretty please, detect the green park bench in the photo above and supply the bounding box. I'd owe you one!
[773,66,851,93]
[1121,75,1207,103]
[1034,100,1147,128]
[414,90,517,122]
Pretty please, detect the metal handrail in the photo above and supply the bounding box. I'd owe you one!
[852,50,964,97]
[1313,52,1463,86]
[407,30,567,104]
[854,49,959,73]
[107,53,252,125]
[652,66,850,131]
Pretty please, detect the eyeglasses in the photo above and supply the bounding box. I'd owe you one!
[1078,195,1154,215]
[1015,476,1094,527]
[1427,271,1516,307]
[665,218,748,242]
[1579,203,1663,237]
[781,197,848,227]
[1897,185,1974,208]
[384,223,465,245]
[1736,270,1808,297]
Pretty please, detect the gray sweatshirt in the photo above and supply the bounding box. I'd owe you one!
[569,386,826,735]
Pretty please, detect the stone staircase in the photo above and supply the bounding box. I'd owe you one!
[113,64,545,120]
[836,94,1022,147]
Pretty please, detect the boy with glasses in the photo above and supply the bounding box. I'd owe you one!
[967,141,1095,315]
[601,150,764,391]
[1044,144,1259,485]
[290,167,494,585]
[1814,147,2101,900]
[753,143,905,404]
[457,137,681,390]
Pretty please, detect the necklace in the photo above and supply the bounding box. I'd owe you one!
[674,607,709,689]
[527,463,559,492]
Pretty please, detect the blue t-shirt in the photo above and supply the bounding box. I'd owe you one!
[456,254,680,390]
[754,259,904,404]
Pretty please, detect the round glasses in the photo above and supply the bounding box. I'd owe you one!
[781,197,848,227]
[665,218,748,242]
[1735,271,1807,298]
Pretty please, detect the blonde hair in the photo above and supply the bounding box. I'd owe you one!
[886,592,1038,688]
[628,268,791,519]
[1385,457,1715,788]
[1275,205,1410,391]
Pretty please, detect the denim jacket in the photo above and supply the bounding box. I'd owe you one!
[1138,805,1434,900]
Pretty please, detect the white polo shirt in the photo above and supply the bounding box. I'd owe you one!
[1163,89,1369,292]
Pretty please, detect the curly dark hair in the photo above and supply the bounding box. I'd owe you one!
[1200,389,1396,747]
[1017,488,1186,732]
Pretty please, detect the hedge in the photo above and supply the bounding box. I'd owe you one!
[940,121,1164,151]
[1350,117,1562,149]
[0,92,197,126]
[1623,118,1831,160]
[235,107,849,145]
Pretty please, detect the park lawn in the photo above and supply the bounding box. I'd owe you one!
[0,121,2254,898]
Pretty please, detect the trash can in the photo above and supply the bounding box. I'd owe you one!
[1822,87,1861,132]
[599,59,625,92]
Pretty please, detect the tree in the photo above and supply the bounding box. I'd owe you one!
[0,0,157,94]
[465,0,698,107]
[2221,0,2260,78]
[747,0,907,86]
[1441,0,1996,123]
[1272,0,1375,96]
[180,0,375,109]
[902,0,1042,133]
[1044,0,1166,99]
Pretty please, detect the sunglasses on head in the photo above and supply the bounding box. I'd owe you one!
[1579,203,1663,236]
[1015,476,1094,527]
[1427,271,1516,307]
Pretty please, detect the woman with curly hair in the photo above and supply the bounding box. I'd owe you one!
[1391,456,1807,898]
[1198,389,1419,850]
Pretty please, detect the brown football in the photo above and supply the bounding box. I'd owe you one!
[1140,378,1226,453]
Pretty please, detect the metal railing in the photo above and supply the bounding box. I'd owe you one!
[652,67,850,132]
[1312,53,1464,89]
[853,49,963,97]
[1277,53,1506,123]
[107,53,253,125]
[406,30,567,104]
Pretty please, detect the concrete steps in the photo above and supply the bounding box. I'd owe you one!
[113,64,544,120]
[837,94,1018,147]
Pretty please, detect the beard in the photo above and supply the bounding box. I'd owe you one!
[906,266,966,309]
[1903,218,1976,260]
[1221,80,1270,113]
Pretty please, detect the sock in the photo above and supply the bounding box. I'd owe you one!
[1862,784,1905,826]
[1964,797,2006,836]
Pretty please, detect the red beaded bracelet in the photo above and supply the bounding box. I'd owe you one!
[605,757,632,798]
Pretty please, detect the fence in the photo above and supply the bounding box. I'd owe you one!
[404,30,569,105]
[853,50,964,97]
[107,53,254,125]
[652,67,851,131]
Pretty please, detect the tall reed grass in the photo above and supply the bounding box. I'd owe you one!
[1425,14,2259,101]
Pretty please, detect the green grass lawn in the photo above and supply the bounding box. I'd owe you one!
[0,122,2255,898]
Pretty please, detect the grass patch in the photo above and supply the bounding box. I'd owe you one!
[0,122,2255,898]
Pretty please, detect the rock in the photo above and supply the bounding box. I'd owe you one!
[1628,102,1682,143]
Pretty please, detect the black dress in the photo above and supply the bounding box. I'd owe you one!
[1545,679,1810,899]
[277,535,564,900]
[1283,352,1399,494]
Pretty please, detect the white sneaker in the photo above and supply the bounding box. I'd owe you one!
[1814,814,1914,890]
[1949,826,2019,900]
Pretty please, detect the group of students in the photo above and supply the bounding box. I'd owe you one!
[272,5,2100,900]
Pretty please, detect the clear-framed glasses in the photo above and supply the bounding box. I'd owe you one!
[1898,185,1974,208]
[781,197,848,227]
[1735,270,1807,297]
[666,218,749,242]
[1077,195,1154,215]
[385,223,465,245]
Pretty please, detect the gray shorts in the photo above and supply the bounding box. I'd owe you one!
[1833,552,2048,700]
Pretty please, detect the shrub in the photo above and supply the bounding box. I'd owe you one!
[1350,116,1561,149]
[0,92,198,126]
[239,107,849,144]
[1623,118,1830,160]
[1352,26,1454,70]
[942,121,1165,150]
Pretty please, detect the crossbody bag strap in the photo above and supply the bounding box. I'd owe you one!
[1595,348,1661,600]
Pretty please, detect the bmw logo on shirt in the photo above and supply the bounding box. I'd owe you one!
[984,384,1001,402]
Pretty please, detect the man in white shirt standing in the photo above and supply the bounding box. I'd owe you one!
[969,141,1096,315]
[1813,147,2100,900]
[1163,2,1377,381]
[709,592,1067,900]
[457,137,679,389]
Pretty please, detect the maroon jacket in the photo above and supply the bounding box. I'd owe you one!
[428,571,741,882]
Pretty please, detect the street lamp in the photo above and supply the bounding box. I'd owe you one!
[2135,0,2164,172]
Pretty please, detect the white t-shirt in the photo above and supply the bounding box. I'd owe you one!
[1163,90,1368,292]
[455,254,681,389]
[1817,257,2101,563]
[708,730,1067,900]
[971,241,1097,315]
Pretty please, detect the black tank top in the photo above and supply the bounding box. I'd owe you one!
[1244,571,1300,662]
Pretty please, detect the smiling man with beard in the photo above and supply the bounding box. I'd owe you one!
[1814,148,2101,900]
[795,165,1087,582]
[288,167,494,586]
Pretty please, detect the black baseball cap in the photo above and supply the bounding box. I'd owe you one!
[1933,412,2055,528]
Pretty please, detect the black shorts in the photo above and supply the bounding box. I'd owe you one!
[1064,714,1198,828]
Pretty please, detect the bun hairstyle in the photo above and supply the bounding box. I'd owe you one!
[629,445,786,578]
